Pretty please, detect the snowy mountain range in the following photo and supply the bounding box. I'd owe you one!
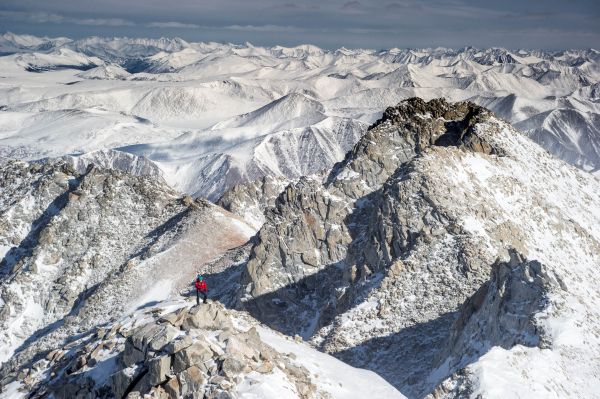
[1,33,599,201]
[1,33,600,398]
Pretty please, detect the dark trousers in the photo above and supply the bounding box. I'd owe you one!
[196,290,207,305]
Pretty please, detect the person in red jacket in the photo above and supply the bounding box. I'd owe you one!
[195,275,207,305]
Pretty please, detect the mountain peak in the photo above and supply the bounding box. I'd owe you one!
[372,98,503,155]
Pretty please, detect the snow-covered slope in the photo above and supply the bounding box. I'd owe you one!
[2,91,600,397]
[77,64,131,80]
[122,112,366,200]
[0,34,598,199]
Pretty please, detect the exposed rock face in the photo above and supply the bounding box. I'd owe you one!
[235,97,600,397]
[217,175,292,230]
[443,251,554,356]
[3,95,600,399]
[426,251,559,398]
[62,149,165,182]
[0,160,182,364]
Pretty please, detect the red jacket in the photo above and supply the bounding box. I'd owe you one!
[195,280,207,292]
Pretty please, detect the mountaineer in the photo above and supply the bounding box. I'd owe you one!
[195,274,208,305]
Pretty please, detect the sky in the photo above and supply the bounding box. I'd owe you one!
[0,0,598,49]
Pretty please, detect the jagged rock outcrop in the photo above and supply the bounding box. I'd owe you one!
[3,96,600,398]
[62,149,165,182]
[426,251,561,398]
[0,160,182,363]
[239,98,500,336]
[236,98,600,397]
[3,301,314,399]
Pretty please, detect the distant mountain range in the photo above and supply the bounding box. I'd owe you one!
[0,32,598,202]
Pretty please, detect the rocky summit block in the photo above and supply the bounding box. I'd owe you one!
[239,98,504,335]
[13,301,322,399]
[182,302,234,331]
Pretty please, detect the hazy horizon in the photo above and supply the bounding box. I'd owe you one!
[1,0,599,50]
[3,31,599,52]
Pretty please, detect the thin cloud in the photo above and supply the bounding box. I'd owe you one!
[340,1,364,13]
[142,22,303,32]
[0,0,598,49]
[147,21,200,29]
[0,10,135,27]
[76,18,134,26]
[0,10,63,24]
[222,24,302,32]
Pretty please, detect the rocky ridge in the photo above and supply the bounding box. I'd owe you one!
[5,301,313,399]
[238,98,499,333]
[0,159,404,399]
[217,175,293,230]
[234,98,600,397]
[1,299,404,399]
[0,160,254,372]
[2,96,600,398]
[2,35,599,201]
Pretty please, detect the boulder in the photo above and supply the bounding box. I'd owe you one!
[210,375,233,390]
[148,324,180,352]
[163,377,180,398]
[110,368,143,399]
[181,303,233,331]
[208,340,225,357]
[130,323,164,352]
[148,386,169,399]
[225,336,256,359]
[221,357,245,378]
[123,339,145,367]
[240,327,262,347]
[178,366,206,397]
[255,360,274,374]
[172,340,214,374]
[207,390,234,399]
[164,335,193,355]
[51,377,95,399]
[159,307,188,327]
[146,355,171,386]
